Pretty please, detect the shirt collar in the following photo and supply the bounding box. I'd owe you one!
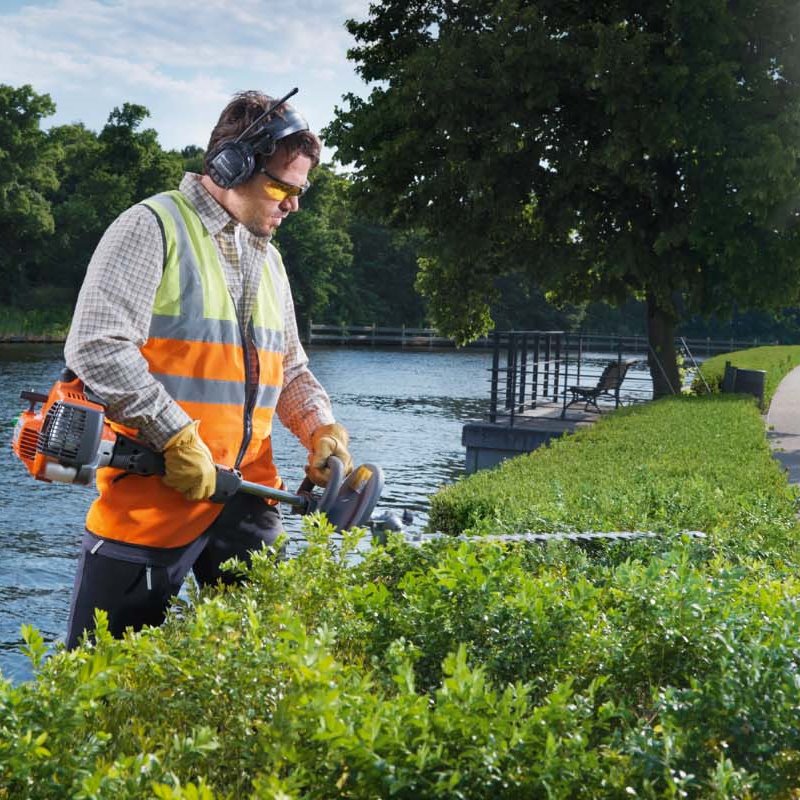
[180,172,235,237]
[179,172,272,250]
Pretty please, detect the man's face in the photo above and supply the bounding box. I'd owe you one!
[227,152,313,238]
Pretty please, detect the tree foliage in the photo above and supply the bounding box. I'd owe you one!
[0,85,60,304]
[327,0,800,394]
[40,105,184,296]
[0,83,430,331]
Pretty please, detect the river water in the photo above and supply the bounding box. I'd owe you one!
[0,343,651,681]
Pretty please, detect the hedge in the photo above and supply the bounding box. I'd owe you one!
[3,387,800,797]
[691,344,800,407]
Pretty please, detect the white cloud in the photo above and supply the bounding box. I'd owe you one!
[0,0,373,151]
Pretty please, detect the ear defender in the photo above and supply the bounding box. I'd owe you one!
[206,141,257,189]
[206,88,310,189]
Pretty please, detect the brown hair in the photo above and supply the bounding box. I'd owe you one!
[204,90,321,174]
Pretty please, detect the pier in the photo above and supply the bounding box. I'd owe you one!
[306,322,492,348]
[463,330,757,473]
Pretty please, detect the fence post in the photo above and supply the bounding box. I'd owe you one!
[509,333,519,426]
[489,331,500,423]
[506,333,516,412]
[532,333,540,407]
[307,318,313,346]
[553,333,561,402]
[616,338,623,408]
[518,333,528,412]
[401,324,406,348]
[372,322,376,346]
[543,334,551,398]
[562,332,569,416]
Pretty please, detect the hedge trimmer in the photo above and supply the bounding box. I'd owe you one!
[12,368,383,532]
[12,370,706,545]
[370,513,706,545]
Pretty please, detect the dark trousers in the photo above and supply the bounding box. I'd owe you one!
[65,494,283,649]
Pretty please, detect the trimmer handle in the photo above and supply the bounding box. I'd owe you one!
[296,457,346,515]
[112,434,349,515]
[110,435,166,476]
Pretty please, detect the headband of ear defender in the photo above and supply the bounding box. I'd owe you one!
[207,96,309,189]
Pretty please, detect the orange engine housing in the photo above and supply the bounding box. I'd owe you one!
[12,373,109,483]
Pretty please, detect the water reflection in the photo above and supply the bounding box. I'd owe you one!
[336,393,488,419]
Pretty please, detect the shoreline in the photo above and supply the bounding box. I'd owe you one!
[0,335,66,343]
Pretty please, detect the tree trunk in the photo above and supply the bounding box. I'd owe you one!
[646,293,680,399]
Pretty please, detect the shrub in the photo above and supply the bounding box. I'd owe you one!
[4,393,800,797]
[429,395,799,563]
[0,304,72,339]
[691,344,800,406]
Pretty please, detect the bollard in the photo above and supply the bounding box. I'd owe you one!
[733,368,766,409]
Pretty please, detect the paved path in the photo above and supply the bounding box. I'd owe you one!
[766,366,800,485]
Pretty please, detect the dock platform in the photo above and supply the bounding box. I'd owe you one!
[463,402,603,473]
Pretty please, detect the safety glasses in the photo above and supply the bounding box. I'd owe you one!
[259,167,310,201]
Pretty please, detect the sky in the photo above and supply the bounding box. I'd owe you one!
[0,0,373,159]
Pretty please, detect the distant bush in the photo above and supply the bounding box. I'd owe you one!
[0,304,72,339]
[692,344,800,406]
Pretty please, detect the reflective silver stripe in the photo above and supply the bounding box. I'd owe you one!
[251,326,285,353]
[149,316,284,350]
[254,383,282,409]
[91,540,104,554]
[146,566,152,591]
[149,314,242,344]
[153,372,280,408]
[152,373,247,405]
[149,193,205,321]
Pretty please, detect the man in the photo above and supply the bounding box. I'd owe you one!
[63,89,352,648]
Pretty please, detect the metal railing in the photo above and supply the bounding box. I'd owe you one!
[487,331,678,425]
[307,322,773,355]
[307,322,493,348]
[577,332,777,359]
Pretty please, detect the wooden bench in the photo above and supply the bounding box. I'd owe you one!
[561,360,637,418]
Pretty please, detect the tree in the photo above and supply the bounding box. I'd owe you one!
[327,0,800,396]
[0,84,60,303]
[347,220,427,326]
[181,145,205,174]
[98,103,183,202]
[277,164,430,328]
[37,104,183,299]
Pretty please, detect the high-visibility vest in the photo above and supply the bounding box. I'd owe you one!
[86,190,286,548]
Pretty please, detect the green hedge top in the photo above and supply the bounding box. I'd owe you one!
[429,395,799,561]
[4,391,800,798]
[692,344,800,407]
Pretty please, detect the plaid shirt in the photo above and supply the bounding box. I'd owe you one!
[65,173,334,451]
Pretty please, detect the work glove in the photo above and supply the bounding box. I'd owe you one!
[306,422,353,487]
[161,420,217,501]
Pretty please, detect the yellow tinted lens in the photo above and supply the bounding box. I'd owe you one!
[263,182,291,201]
